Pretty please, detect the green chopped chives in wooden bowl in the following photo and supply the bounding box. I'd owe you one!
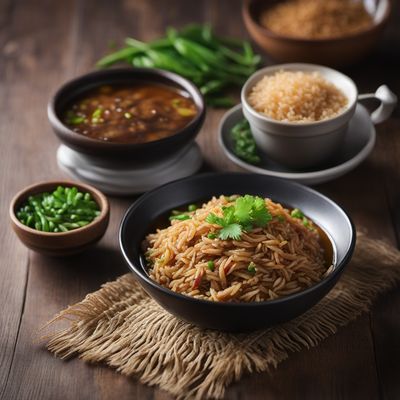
[16,186,101,233]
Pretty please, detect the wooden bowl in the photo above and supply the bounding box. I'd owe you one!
[243,0,391,67]
[10,181,110,256]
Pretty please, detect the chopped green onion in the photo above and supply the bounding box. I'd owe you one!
[169,214,191,221]
[207,260,215,271]
[91,108,103,123]
[59,224,68,232]
[92,108,102,118]
[207,233,217,239]
[248,262,256,274]
[15,186,100,232]
[176,107,196,117]
[230,119,260,164]
[188,204,197,212]
[67,115,85,125]
[172,99,182,107]
[291,208,304,219]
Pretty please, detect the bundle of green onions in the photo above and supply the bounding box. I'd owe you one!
[97,24,261,107]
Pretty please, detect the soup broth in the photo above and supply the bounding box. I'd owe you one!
[62,83,197,144]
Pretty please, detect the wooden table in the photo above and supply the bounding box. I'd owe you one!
[1,1,399,399]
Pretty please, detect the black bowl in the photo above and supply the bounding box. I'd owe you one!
[119,173,356,332]
[48,68,206,163]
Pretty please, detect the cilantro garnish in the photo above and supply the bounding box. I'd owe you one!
[219,223,242,240]
[206,195,272,240]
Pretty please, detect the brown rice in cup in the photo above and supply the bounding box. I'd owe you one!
[248,70,348,122]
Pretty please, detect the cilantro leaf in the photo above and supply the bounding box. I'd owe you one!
[206,213,226,226]
[234,195,272,229]
[205,195,272,240]
[251,196,272,227]
[252,196,265,210]
[222,206,235,225]
[234,195,253,225]
[218,223,242,240]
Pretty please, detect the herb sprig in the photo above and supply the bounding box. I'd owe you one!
[206,195,272,240]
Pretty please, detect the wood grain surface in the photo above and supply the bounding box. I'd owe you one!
[0,1,399,399]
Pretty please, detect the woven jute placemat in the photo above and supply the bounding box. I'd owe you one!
[43,234,400,400]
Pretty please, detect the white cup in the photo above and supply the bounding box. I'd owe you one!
[241,64,359,169]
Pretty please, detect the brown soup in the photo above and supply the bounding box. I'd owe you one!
[62,83,197,144]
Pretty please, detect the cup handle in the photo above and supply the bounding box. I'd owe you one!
[358,85,397,125]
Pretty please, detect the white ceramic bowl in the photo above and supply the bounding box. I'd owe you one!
[241,63,358,169]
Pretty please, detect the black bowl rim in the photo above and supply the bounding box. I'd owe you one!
[243,0,391,45]
[119,172,356,308]
[47,67,206,151]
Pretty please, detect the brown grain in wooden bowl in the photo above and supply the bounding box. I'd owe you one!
[10,181,110,256]
[242,0,391,67]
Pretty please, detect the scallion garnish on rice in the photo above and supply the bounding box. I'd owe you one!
[247,262,257,274]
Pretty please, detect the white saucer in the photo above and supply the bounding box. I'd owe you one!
[57,143,203,195]
[219,104,376,185]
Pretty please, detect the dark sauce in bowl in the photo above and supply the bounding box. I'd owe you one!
[62,83,197,144]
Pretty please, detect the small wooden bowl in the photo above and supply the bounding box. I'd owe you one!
[243,0,391,67]
[10,181,110,256]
